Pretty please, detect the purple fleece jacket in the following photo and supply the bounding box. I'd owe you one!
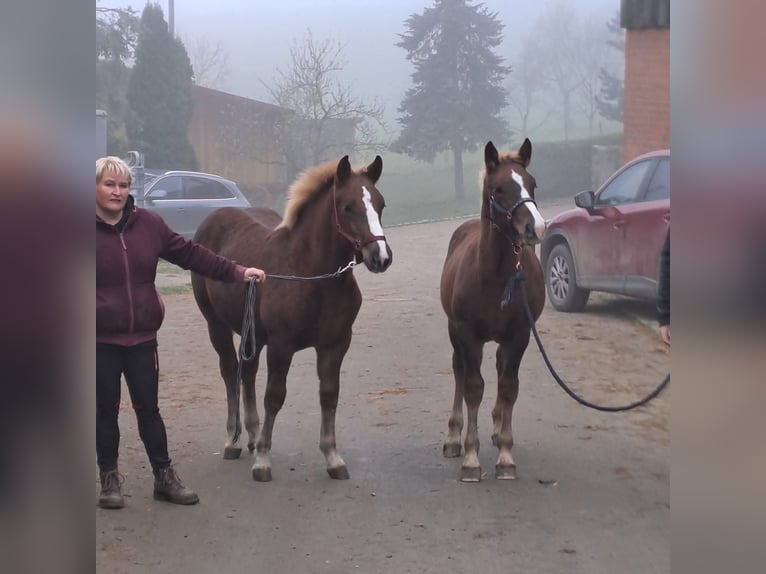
[97,195,245,345]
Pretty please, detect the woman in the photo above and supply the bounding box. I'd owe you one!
[96,156,265,509]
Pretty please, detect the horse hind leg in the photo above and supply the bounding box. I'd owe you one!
[206,318,243,459]
[443,323,465,458]
[316,338,352,480]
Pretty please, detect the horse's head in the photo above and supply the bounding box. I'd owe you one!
[482,138,546,245]
[333,155,393,273]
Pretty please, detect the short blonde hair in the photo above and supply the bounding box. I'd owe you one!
[96,156,132,184]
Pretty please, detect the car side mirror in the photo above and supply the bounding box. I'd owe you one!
[574,190,596,213]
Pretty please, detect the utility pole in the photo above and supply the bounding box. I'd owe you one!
[168,0,175,36]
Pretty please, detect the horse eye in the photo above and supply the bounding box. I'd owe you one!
[495,187,504,195]
[343,203,353,214]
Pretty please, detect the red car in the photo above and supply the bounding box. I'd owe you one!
[540,149,670,312]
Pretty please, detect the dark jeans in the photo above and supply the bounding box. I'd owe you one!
[96,340,171,475]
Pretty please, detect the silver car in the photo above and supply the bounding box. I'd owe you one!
[131,170,252,239]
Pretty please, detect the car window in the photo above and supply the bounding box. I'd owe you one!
[183,177,235,200]
[147,176,183,200]
[643,159,670,201]
[596,160,654,207]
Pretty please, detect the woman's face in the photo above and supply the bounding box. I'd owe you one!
[96,169,131,218]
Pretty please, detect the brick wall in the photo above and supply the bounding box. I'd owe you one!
[623,28,670,163]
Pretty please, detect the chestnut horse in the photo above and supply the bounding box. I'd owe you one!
[440,139,546,482]
[191,156,392,481]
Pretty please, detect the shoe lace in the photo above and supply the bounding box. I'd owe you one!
[159,466,184,487]
[102,470,124,492]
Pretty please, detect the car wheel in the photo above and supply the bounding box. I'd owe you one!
[545,243,590,312]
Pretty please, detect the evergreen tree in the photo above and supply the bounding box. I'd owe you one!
[595,11,624,123]
[394,0,510,199]
[96,4,138,156]
[126,4,197,169]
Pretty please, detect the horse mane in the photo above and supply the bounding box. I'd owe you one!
[276,160,338,230]
[277,159,374,230]
[477,151,524,193]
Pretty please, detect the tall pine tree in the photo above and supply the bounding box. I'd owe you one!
[127,4,197,169]
[394,0,510,199]
[595,11,624,123]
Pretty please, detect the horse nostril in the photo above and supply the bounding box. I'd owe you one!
[525,222,534,237]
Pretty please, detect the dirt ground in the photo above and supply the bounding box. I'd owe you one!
[96,205,669,574]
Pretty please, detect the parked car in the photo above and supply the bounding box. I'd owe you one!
[540,149,670,312]
[130,170,252,239]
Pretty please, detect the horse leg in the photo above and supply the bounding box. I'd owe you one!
[459,334,486,482]
[443,322,465,458]
[242,343,264,454]
[493,331,531,480]
[316,335,352,480]
[491,349,503,447]
[251,341,294,482]
[206,318,242,460]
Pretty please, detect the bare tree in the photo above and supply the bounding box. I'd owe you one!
[533,0,585,141]
[574,17,611,137]
[262,29,387,180]
[506,34,553,137]
[185,35,230,89]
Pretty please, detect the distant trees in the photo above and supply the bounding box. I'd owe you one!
[96,3,138,156]
[186,35,231,89]
[595,11,625,123]
[126,4,197,169]
[263,29,386,182]
[394,0,511,199]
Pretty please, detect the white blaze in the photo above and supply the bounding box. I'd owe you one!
[511,171,546,239]
[362,186,388,262]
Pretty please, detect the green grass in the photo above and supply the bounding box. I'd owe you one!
[157,284,192,296]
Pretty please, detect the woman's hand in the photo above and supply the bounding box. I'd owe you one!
[243,268,266,283]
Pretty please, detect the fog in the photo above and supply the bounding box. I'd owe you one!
[103,0,619,131]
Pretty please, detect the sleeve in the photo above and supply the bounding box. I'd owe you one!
[657,232,670,326]
[157,217,246,282]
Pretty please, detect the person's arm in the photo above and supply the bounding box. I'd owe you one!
[657,232,670,343]
[157,216,264,282]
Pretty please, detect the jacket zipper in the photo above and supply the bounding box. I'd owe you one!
[119,232,135,334]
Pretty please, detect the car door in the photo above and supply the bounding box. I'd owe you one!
[143,175,185,233]
[619,158,670,299]
[577,159,655,291]
[180,176,240,239]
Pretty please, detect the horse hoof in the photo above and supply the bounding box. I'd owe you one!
[443,443,462,458]
[247,443,255,454]
[223,446,242,460]
[252,466,272,482]
[327,466,350,480]
[460,466,482,482]
[495,464,517,480]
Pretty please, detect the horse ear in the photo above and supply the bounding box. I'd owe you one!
[484,141,499,170]
[336,155,352,184]
[518,138,532,167]
[365,155,383,184]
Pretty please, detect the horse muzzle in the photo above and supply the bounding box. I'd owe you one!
[362,240,393,273]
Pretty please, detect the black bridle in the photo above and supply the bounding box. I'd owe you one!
[486,195,538,245]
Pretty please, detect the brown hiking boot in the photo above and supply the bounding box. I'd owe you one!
[153,466,199,505]
[98,469,125,509]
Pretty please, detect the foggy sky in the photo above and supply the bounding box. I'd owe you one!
[101,0,619,129]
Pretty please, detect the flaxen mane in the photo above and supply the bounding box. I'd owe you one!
[276,159,373,230]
